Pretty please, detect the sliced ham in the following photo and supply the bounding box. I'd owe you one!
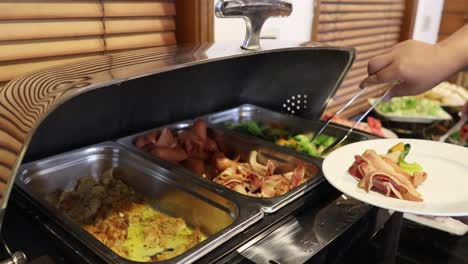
[348,149,426,202]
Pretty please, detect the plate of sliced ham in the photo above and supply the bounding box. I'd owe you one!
[323,139,468,216]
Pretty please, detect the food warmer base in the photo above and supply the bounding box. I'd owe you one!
[0,40,398,263]
[7,194,468,264]
[7,105,394,264]
[15,142,263,264]
[4,181,395,264]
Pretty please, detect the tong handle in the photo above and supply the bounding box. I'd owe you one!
[313,87,369,141]
[321,82,398,155]
[0,252,26,264]
[215,0,292,50]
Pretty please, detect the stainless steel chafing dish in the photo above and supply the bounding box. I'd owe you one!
[118,120,322,213]
[16,142,261,264]
[0,1,392,263]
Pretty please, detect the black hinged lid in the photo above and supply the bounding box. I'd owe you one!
[0,41,354,223]
[25,42,355,161]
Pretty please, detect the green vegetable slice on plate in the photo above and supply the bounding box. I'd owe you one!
[386,142,424,174]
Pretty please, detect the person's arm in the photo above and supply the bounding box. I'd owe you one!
[438,24,468,72]
[360,24,468,97]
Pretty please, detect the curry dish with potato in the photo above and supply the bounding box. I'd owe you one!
[51,168,205,262]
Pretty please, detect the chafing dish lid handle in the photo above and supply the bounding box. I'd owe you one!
[215,0,292,51]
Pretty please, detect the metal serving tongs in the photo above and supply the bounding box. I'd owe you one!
[439,104,467,143]
[0,234,26,264]
[314,81,400,155]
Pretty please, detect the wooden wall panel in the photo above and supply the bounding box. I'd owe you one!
[315,0,406,118]
[439,13,467,34]
[0,0,178,83]
[175,0,214,43]
[443,0,468,12]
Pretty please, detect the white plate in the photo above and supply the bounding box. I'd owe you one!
[322,139,468,216]
[368,98,452,124]
[381,127,398,139]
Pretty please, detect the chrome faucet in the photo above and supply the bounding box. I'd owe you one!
[215,0,293,50]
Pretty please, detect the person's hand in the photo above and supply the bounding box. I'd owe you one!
[360,40,461,98]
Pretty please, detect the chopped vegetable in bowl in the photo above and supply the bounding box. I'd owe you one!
[377,97,447,117]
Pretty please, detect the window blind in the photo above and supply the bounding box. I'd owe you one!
[314,0,405,118]
[0,0,177,84]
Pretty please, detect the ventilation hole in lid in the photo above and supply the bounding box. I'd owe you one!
[297,100,301,104]
[304,100,307,103]
[287,107,291,111]
[283,104,287,108]
[292,96,295,99]
[297,106,300,109]
[298,94,301,98]
[291,110,295,114]
[304,95,308,98]
[291,102,295,106]
[287,99,290,103]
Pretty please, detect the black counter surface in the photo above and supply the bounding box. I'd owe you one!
[1,112,467,264]
[1,182,468,264]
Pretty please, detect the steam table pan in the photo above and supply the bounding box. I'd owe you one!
[118,120,322,214]
[202,104,375,161]
[15,142,262,264]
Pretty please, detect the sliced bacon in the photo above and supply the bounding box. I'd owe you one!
[135,131,160,149]
[371,174,418,200]
[150,146,188,164]
[204,138,219,152]
[289,165,305,189]
[193,119,207,141]
[412,171,427,187]
[178,130,204,154]
[249,151,267,175]
[182,158,206,176]
[144,131,159,144]
[231,184,247,195]
[361,150,421,197]
[212,152,307,198]
[265,160,275,176]
[190,148,210,161]
[213,168,244,186]
[261,175,289,197]
[155,128,177,148]
[348,149,426,202]
[237,163,257,178]
[246,173,262,192]
[135,136,150,149]
[215,156,239,171]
